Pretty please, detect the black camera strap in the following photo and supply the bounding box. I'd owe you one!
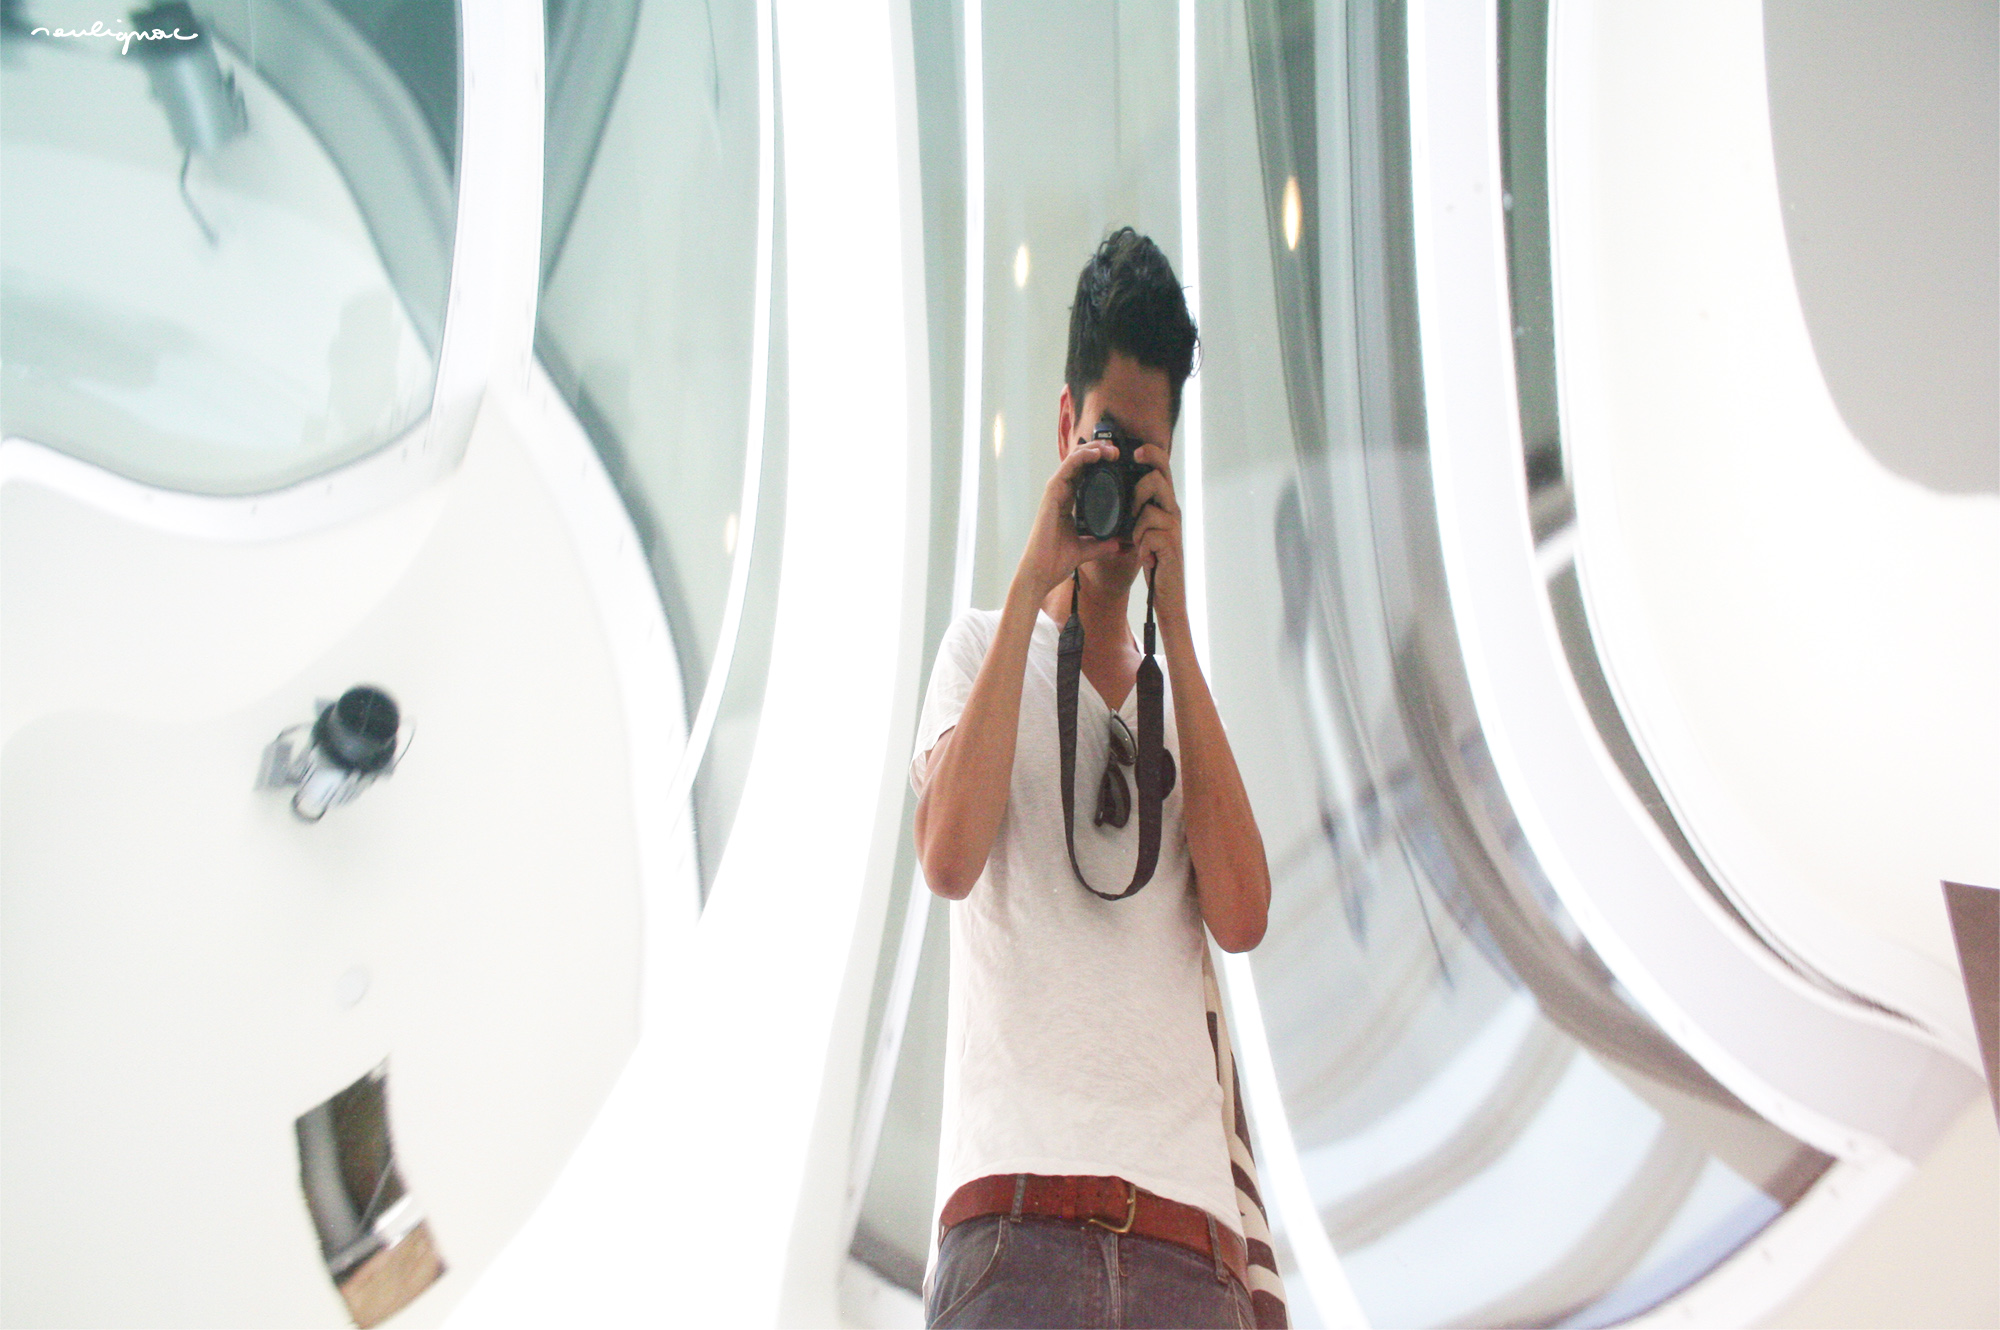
[1058,567,1168,901]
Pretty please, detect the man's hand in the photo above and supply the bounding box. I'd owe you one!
[1017,437,1125,600]
[921,443,1118,901]
[1128,442,1186,625]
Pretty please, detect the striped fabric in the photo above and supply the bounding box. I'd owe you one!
[1202,949,1289,1328]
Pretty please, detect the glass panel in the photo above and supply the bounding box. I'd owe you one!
[847,0,1192,1297]
[1,0,457,494]
[852,1,1841,1320]
[968,0,1183,610]
[536,0,771,898]
[1203,1,1834,1326]
[843,0,970,1299]
[692,197,785,892]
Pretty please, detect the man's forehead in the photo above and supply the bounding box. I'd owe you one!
[1081,358,1174,444]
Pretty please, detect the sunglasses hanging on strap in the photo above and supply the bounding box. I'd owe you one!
[1057,566,1177,901]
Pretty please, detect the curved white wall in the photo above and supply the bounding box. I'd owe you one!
[451,3,934,1325]
[1413,0,1979,1168]
[1550,0,1999,1061]
[0,393,655,1327]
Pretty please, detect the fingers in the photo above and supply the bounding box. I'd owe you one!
[1055,438,1117,482]
[1128,494,1181,572]
[1042,439,1118,517]
[1075,537,1123,566]
[1133,471,1179,521]
[1132,445,1179,516]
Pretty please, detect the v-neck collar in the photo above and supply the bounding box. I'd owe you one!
[1037,607,1139,716]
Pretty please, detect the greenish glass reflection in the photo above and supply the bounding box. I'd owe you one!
[968,0,1183,613]
[1203,1,1832,1325]
[537,0,770,898]
[1,0,456,494]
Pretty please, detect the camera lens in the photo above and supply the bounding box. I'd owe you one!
[1077,467,1124,540]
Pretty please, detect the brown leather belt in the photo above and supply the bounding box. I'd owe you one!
[940,1174,1248,1292]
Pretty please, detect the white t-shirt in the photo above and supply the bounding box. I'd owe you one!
[910,606,1240,1251]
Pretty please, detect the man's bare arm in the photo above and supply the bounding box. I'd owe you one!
[915,439,1119,899]
[1157,622,1270,950]
[913,585,1038,899]
[1130,443,1271,951]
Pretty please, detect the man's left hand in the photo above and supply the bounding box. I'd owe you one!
[1130,443,1186,624]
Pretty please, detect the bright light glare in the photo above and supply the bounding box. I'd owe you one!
[1013,242,1030,289]
[992,410,1006,458]
[1282,175,1303,251]
[723,511,739,555]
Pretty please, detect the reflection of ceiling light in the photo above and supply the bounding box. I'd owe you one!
[1014,243,1031,289]
[1282,176,1303,251]
[724,511,739,555]
[993,411,1006,459]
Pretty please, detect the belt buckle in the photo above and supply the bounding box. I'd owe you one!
[1086,1180,1137,1234]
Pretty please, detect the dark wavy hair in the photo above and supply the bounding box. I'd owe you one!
[1064,227,1199,426]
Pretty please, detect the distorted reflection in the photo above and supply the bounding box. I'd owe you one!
[844,1,1836,1326]
[1210,1,1832,1324]
[538,0,783,900]
[1,0,456,493]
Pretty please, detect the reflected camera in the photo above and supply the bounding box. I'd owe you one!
[1072,419,1152,541]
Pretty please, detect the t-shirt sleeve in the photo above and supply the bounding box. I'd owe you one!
[910,610,997,797]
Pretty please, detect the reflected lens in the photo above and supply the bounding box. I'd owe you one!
[1078,467,1124,539]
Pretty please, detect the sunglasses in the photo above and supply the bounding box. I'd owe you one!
[1094,714,1135,828]
[1092,713,1174,828]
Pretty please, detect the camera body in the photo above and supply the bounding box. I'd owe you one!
[1072,418,1153,541]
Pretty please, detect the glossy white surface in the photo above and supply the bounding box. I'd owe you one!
[1549,0,1999,1064]
[1410,0,1977,1162]
[0,391,645,1327]
[1409,0,1982,1320]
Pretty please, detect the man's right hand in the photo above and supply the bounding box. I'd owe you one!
[1016,438,1124,601]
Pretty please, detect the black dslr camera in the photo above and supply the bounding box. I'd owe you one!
[1072,418,1152,541]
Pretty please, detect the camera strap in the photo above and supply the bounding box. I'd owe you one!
[1058,567,1167,901]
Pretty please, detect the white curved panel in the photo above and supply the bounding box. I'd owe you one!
[1628,1151,1911,1329]
[1548,1,1998,1066]
[574,2,935,1325]
[433,366,701,1330]
[422,0,543,499]
[1406,0,1979,1167]
[0,436,453,743]
[0,0,542,543]
[0,391,648,1327]
[652,0,778,921]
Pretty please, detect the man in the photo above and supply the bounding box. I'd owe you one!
[910,228,1272,1329]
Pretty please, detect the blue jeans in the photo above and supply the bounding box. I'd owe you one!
[926,1213,1254,1329]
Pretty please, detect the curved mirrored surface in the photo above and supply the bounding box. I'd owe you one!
[1,0,457,494]
[965,0,1183,608]
[847,2,1847,1326]
[1206,2,1832,1324]
[537,0,776,899]
[847,0,1191,1295]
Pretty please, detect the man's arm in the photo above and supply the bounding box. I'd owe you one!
[1131,444,1272,952]
[915,439,1120,899]
[913,586,1036,900]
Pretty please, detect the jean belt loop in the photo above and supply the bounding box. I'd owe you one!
[1009,1175,1027,1223]
[1206,1212,1228,1285]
